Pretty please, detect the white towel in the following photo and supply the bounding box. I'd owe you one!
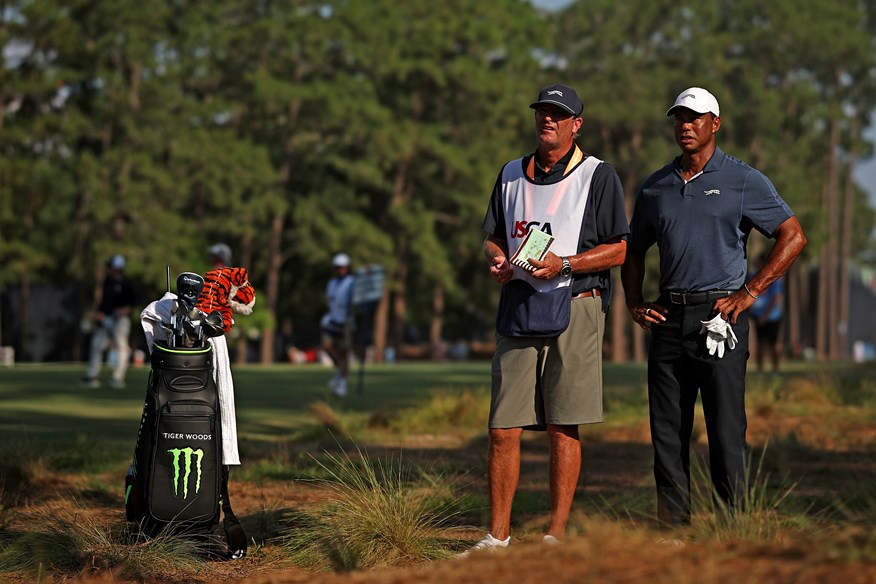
[208,334,240,465]
[140,293,241,465]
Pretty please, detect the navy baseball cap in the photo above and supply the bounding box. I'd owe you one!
[529,83,583,116]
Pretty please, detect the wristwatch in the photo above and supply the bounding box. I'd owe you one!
[560,256,573,277]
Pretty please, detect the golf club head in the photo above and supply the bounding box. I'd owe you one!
[203,310,225,338]
[176,272,204,311]
[169,300,180,345]
[159,324,174,346]
[188,307,206,322]
[171,308,189,347]
[182,317,200,347]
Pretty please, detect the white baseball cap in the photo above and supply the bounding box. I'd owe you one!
[208,243,232,265]
[666,87,720,117]
[332,253,350,267]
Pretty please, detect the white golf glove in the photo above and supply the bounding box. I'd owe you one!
[699,314,738,358]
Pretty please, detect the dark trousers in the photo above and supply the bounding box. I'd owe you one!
[648,300,750,526]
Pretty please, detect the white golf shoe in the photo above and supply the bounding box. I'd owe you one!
[456,533,510,558]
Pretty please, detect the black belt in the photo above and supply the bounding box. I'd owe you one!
[667,290,733,305]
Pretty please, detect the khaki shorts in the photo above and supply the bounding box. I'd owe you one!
[489,295,605,429]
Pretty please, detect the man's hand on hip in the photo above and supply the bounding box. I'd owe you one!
[713,291,755,324]
[629,302,667,331]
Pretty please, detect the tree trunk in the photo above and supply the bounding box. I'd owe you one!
[259,211,284,364]
[786,263,802,359]
[774,84,802,360]
[260,95,301,364]
[373,289,390,363]
[391,244,409,354]
[616,125,642,363]
[816,116,840,360]
[632,322,646,363]
[835,114,859,361]
[430,284,445,359]
[837,165,855,360]
[384,148,414,359]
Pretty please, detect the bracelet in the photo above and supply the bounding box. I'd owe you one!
[743,283,759,299]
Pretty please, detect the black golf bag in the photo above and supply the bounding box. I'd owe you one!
[125,339,246,558]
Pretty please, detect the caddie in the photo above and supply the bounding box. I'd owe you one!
[462,82,628,555]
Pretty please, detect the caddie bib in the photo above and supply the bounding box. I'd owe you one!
[496,152,601,337]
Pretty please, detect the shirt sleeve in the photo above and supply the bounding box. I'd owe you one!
[481,166,507,240]
[589,162,630,244]
[741,169,794,238]
[627,187,656,256]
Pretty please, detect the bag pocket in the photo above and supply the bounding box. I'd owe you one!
[148,410,220,523]
[496,280,571,337]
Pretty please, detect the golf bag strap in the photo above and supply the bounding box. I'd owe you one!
[221,465,248,556]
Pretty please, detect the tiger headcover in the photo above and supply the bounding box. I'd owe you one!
[196,267,256,332]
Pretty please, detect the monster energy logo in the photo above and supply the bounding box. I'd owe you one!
[167,447,204,499]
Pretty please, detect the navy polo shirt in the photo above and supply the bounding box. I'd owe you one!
[628,147,793,293]
[483,144,630,308]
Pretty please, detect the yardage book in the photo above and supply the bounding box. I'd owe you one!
[509,227,555,272]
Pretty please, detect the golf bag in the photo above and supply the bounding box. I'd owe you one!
[126,272,246,559]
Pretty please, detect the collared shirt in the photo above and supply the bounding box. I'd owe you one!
[483,143,630,307]
[528,144,577,183]
[628,147,793,293]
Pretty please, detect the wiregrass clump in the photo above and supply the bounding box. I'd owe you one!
[689,445,801,542]
[280,448,463,571]
[0,506,212,581]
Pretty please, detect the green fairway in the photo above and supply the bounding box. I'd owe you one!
[0,361,649,458]
[9,359,871,473]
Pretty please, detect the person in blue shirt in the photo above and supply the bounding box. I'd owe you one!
[321,253,355,397]
[621,87,806,529]
[748,253,785,373]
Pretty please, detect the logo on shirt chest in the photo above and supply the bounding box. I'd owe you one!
[704,189,721,196]
[512,221,553,238]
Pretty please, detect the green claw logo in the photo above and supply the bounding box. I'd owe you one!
[167,447,204,498]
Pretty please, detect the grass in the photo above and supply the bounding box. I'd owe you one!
[279,446,466,571]
[0,505,213,581]
[0,360,874,581]
[382,387,491,440]
[688,444,802,542]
